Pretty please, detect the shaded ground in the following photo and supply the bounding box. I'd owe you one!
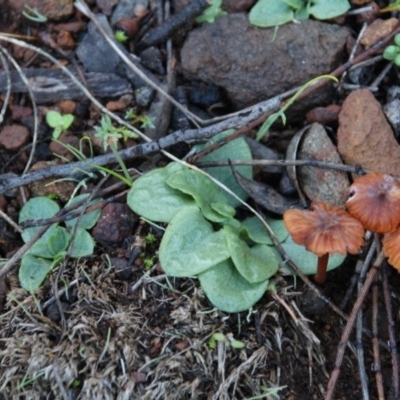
[0,1,399,399]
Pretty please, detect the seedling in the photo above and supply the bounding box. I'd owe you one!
[46,110,74,140]
[94,114,138,185]
[383,34,400,67]
[195,0,226,24]
[127,136,347,312]
[22,5,47,23]
[256,75,338,141]
[124,108,155,129]
[208,332,245,349]
[18,195,102,292]
[115,30,129,43]
[249,0,350,28]
[145,232,157,245]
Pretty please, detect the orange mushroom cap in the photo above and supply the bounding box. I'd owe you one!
[346,172,400,233]
[283,202,365,257]
[383,227,400,271]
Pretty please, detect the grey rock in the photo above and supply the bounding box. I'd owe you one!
[76,14,158,99]
[297,123,350,207]
[181,14,350,109]
[140,47,165,75]
[111,0,149,25]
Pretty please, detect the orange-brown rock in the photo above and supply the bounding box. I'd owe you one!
[337,89,400,175]
[360,18,399,49]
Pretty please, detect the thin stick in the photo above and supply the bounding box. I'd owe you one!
[324,251,385,400]
[355,241,375,400]
[381,262,400,398]
[372,274,385,399]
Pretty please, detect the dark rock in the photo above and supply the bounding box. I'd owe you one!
[140,47,165,75]
[181,14,350,109]
[112,257,133,280]
[92,203,137,245]
[0,124,30,151]
[76,13,158,101]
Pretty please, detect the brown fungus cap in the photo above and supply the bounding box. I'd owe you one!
[283,202,365,257]
[346,172,400,233]
[383,228,400,272]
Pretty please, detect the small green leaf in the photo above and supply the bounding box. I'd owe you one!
[395,34,400,47]
[249,0,294,28]
[19,197,60,242]
[25,237,56,259]
[395,53,400,67]
[46,110,62,128]
[308,0,350,20]
[61,114,74,130]
[281,235,346,275]
[231,340,245,349]
[194,131,253,208]
[65,194,102,230]
[69,228,95,258]
[383,45,398,61]
[127,162,196,222]
[240,216,289,245]
[198,259,270,313]
[159,207,230,276]
[19,255,55,292]
[48,226,69,255]
[225,226,279,283]
[166,168,235,222]
[195,0,226,24]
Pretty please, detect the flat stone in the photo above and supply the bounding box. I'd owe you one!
[181,14,350,109]
[360,18,399,49]
[0,124,30,151]
[297,123,350,207]
[337,89,400,175]
[28,161,75,202]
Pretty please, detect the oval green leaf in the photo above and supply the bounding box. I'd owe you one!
[225,226,279,283]
[241,216,289,245]
[19,197,60,242]
[19,255,55,292]
[166,168,235,222]
[195,131,253,208]
[127,162,195,223]
[48,226,70,256]
[65,194,102,229]
[198,259,270,313]
[281,235,346,275]
[308,0,350,20]
[159,207,230,276]
[69,227,95,258]
[249,0,294,28]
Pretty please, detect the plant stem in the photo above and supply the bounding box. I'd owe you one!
[314,253,329,284]
[110,142,132,185]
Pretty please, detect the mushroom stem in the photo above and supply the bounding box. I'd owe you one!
[314,253,329,284]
